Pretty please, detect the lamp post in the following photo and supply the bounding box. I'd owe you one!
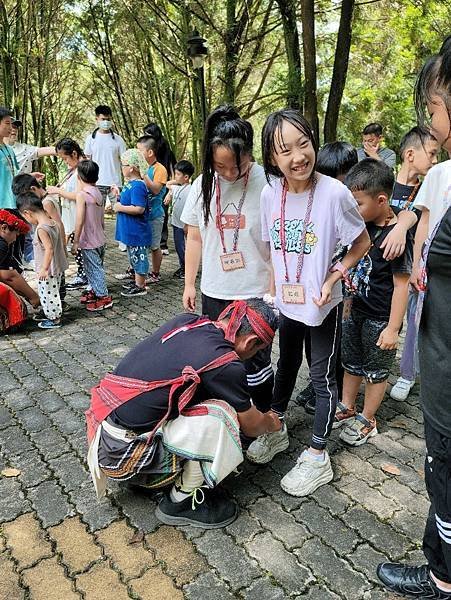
[187,30,208,126]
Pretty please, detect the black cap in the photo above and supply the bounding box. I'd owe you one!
[12,119,22,128]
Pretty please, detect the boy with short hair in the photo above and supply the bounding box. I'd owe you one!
[334,159,412,446]
[166,159,195,279]
[72,160,113,312]
[137,135,168,283]
[357,123,396,169]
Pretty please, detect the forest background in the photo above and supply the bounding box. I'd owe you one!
[0,0,450,178]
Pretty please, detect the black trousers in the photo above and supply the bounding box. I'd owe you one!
[272,306,342,450]
[305,332,344,400]
[423,417,451,583]
[201,293,274,412]
[160,203,169,249]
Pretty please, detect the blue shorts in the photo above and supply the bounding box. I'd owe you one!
[127,245,149,275]
[150,216,164,251]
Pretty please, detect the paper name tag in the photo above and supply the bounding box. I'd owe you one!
[220,251,245,271]
[282,284,305,304]
[220,214,246,229]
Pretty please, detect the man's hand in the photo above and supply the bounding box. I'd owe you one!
[183,284,196,312]
[363,141,380,159]
[380,224,406,260]
[38,268,49,281]
[377,326,399,350]
[313,279,334,307]
[265,410,282,433]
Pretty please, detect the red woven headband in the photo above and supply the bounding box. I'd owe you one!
[0,210,30,235]
[217,300,275,345]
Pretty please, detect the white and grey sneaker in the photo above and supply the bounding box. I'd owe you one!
[246,423,289,464]
[280,450,333,497]
[390,377,415,401]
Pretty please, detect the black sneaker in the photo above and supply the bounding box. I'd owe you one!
[66,275,88,289]
[121,284,147,297]
[172,268,185,279]
[155,488,238,529]
[377,563,451,598]
[295,382,316,414]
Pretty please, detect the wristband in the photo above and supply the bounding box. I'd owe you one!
[329,261,349,280]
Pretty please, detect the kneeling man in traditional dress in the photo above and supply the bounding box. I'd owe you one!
[86,298,281,528]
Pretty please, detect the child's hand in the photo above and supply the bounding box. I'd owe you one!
[410,264,422,292]
[163,194,172,206]
[376,326,398,350]
[313,280,334,307]
[166,179,177,188]
[110,185,120,197]
[113,202,121,213]
[183,284,196,312]
[31,172,45,182]
[380,224,406,260]
[46,185,60,195]
[71,241,79,256]
[38,268,49,281]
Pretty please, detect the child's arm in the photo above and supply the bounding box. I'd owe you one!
[314,229,371,307]
[46,186,77,202]
[37,228,54,280]
[143,173,164,195]
[377,272,410,350]
[380,210,418,260]
[183,225,202,312]
[113,201,145,216]
[71,192,86,255]
[43,199,66,253]
[411,208,429,291]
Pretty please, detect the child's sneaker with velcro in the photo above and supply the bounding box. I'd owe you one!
[339,413,377,446]
[332,401,357,429]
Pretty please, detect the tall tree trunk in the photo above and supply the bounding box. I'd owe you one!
[224,0,237,104]
[323,0,355,143]
[276,0,303,109]
[300,0,319,141]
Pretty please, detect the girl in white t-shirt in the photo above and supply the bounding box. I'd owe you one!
[181,105,273,412]
[247,109,369,497]
[47,139,86,288]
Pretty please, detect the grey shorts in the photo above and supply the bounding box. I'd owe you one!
[341,310,396,383]
[150,216,164,251]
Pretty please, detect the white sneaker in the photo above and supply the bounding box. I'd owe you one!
[246,423,289,464]
[118,242,127,252]
[390,377,415,401]
[280,450,333,497]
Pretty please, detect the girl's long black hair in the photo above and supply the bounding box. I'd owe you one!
[261,109,318,183]
[201,105,254,225]
[143,122,177,176]
[414,35,451,127]
[55,137,84,159]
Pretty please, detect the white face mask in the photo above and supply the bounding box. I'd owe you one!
[99,120,112,130]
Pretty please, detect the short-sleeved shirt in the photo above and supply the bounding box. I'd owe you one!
[414,160,451,235]
[171,183,191,228]
[78,185,106,250]
[0,237,14,270]
[115,179,152,247]
[147,163,168,220]
[84,131,126,187]
[0,144,19,209]
[181,163,271,300]
[349,222,412,321]
[261,174,366,326]
[110,313,251,433]
[10,142,39,174]
[390,180,421,241]
[357,146,396,169]
[33,222,68,276]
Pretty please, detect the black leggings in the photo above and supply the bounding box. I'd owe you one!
[272,306,342,450]
[201,294,274,412]
[305,331,344,400]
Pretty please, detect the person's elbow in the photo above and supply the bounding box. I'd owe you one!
[135,206,145,215]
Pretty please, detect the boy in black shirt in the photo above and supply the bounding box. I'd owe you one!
[333,159,412,446]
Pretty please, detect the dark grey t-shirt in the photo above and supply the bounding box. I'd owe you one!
[419,206,451,436]
[357,146,396,169]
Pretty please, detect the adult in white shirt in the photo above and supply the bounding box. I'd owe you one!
[3,120,55,175]
[84,105,126,210]
[181,105,274,414]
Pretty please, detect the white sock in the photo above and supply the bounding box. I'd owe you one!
[169,486,190,503]
[170,461,204,502]
[305,449,325,462]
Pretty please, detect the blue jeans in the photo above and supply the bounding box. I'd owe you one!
[173,226,185,269]
[81,246,108,297]
[399,289,419,381]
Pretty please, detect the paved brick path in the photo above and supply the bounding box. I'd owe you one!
[0,221,427,599]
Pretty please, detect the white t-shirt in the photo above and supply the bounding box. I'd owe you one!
[413,160,451,235]
[261,175,365,326]
[11,142,39,174]
[181,163,271,300]
[84,131,126,187]
[60,170,78,235]
[171,183,191,228]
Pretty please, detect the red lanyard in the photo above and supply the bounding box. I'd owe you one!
[215,170,250,254]
[403,182,420,209]
[279,176,317,283]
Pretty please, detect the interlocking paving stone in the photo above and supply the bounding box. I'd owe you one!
[21,556,80,599]
[3,512,52,568]
[250,496,310,550]
[27,480,74,527]
[0,478,31,522]
[184,572,236,600]
[242,577,288,599]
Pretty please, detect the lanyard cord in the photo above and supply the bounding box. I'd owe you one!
[215,170,250,254]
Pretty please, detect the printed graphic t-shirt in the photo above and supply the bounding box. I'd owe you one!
[261,174,365,326]
[181,163,271,300]
[0,144,19,209]
[414,160,451,235]
[115,179,152,247]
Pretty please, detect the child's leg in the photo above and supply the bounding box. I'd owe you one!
[173,226,185,269]
[362,381,388,421]
[127,246,148,289]
[271,313,306,416]
[38,275,62,321]
[82,247,108,297]
[342,372,363,409]
[309,305,341,451]
[151,248,162,275]
[150,217,164,275]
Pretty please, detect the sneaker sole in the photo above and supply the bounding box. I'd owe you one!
[281,467,333,497]
[246,437,290,465]
[389,388,414,401]
[154,505,238,529]
[37,323,62,329]
[120,291,147,297]
[86,302,114,312]
[340,427,378,446]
